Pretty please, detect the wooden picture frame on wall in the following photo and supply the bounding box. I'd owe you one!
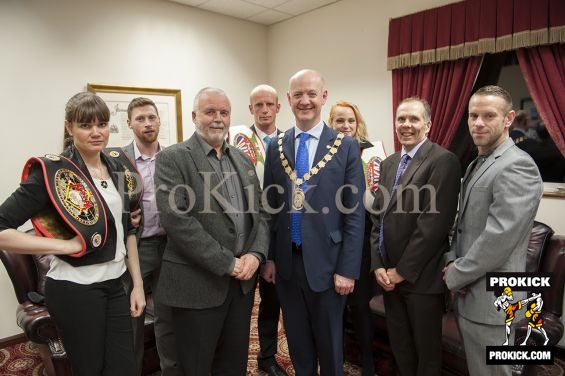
[86,84,183,147]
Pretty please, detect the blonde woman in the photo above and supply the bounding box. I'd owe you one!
[329,100,376,376]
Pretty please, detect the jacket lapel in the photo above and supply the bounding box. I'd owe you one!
[385,140,432,211]
[282,128,296,169]
[186,135,234,217]
[306,125,334,192]
[459,137,514,216]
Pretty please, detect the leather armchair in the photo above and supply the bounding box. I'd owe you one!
[344,221,565,376]
[0,230,160,376]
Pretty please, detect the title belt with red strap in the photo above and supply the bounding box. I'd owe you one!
[21,154,108,258]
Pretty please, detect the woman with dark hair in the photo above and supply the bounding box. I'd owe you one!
[0,92,144,375]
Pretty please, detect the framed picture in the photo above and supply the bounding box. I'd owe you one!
[520,97,539,122]
[87,84,183,147]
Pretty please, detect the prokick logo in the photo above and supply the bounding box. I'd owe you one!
[485,272,554,365]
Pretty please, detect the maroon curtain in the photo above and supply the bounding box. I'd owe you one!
[388,0,565,69]
[391,56,482,151]
[517,44,565,155]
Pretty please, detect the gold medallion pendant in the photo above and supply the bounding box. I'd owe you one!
[292,187,305,210]
[278,132,345,212]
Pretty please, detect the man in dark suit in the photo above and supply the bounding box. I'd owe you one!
[122,97,180,375]
[263,69,365,375]
[371,97,460,376]
[230,84,287,376]
[155,87,269,376]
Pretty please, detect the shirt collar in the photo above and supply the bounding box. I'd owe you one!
[294,120,324,140]
[401,137,427,159]
[133,141,161,161]
[254,125,277,141]
[195,132,229,158]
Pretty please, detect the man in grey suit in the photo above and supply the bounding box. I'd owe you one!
[155,87,269,376]
[122,97,179,375]
[444,85,543,376]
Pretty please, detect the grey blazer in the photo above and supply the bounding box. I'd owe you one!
[445,137,543,325]
[154,133,269,309]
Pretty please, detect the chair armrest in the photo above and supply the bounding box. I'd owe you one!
[514,311,564,346]
[17,301,67,358]
[16,300,66,357]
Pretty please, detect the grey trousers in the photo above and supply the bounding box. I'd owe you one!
[457,313,513,376]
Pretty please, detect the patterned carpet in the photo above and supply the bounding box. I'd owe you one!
[0,289,362,376]
[1,292,563,376]
[246,291,361,376]
[0,341,45,376]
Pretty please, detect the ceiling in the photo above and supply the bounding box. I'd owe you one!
[167,0,342,26]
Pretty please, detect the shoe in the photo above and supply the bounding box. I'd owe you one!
[259,362,288,376]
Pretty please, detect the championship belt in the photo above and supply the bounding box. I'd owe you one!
[228,125,267,187]
[361,140,387,192]
[228,125,260,165]
[104,147,143,212]
[22,155,109,258]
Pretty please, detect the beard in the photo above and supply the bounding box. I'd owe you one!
[197,125,228,148]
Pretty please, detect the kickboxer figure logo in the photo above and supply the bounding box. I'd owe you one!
[493,287,542,346]
[520,294,549,345]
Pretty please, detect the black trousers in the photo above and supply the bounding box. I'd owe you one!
[383,289,443,376]
[123,235,181,376]
[257,275,282,366]
[46,276,136,376]
[172,278,256,376]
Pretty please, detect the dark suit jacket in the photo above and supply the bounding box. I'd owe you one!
[263,125,365,292]
[370,139,461,294]
[154,133,269,309]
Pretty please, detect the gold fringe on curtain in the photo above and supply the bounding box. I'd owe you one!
[449,43,465,60]
[478,38,496,54]
[399,53,411,69]
[463,41,479,57]
[411,51,422,66]
[513,30,532,49]
[496,35,514,52]
[549,25,565,43]
[436,46,450,62]
[530,28,549,45]
[387,57,397,70]
[387,1,565,70]
[422,49,437,65]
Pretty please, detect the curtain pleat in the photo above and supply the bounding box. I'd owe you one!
[388,0,565,70]
[517,44,565,157]
[496,0,514,51]
[391,57,482,151]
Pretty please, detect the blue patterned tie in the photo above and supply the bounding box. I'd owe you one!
[290,132,310,245]
[263,135,272,151]
[379,154,411,261]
